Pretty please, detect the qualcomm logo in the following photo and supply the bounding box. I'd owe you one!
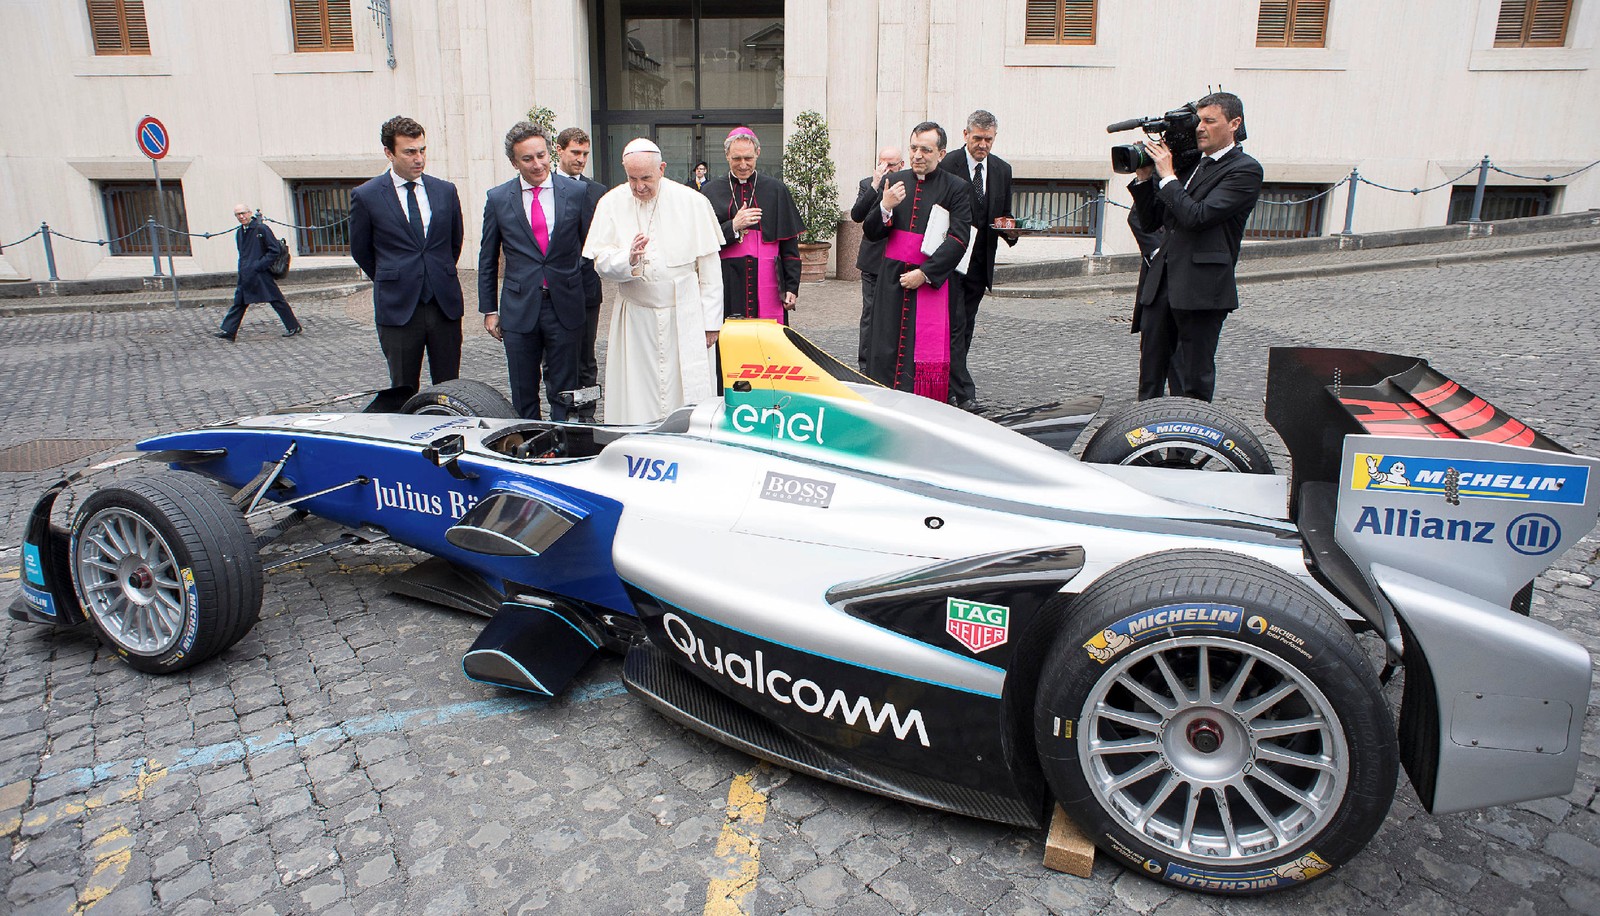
[661,612,930,747]
[1506,513,1561,556]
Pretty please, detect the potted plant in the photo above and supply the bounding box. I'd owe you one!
[781,110,841,282]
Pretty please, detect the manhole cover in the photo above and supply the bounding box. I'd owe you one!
[0,438,128,472]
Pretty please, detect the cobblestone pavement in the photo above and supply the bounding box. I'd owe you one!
[2,253,1599,915]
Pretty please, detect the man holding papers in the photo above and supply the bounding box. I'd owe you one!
[860,122,972,401]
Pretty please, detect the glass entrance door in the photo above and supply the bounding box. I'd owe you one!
[593,0,784,185]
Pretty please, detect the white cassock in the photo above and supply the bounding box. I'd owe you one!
[583,180,725,425]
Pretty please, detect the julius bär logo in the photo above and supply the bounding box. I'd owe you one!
[728,363,818,383]
[946,598,1009,653]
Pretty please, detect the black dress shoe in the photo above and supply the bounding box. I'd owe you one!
[282,327,303,338]
[212,331,235,341]
[956,398,980,413]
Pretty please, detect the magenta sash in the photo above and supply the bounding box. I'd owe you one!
[720,232,783,320]
[886,230,950,402]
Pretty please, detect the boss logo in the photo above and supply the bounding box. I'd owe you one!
[760,471,834,508]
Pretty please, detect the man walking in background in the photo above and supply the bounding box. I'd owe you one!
[349,116,466,393]
[215,204,301,341]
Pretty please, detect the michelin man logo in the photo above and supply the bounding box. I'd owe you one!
[1275,853,1331,882]
[1365,455,1409,487]
[1086,629,1133,663]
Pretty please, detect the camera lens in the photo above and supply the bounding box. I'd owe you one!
[1110,144,1149,174]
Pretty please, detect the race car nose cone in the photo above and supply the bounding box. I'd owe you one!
[1187,719,1224,754]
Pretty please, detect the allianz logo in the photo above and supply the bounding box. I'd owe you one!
[661,612,930,747]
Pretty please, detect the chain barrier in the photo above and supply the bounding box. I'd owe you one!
[1354,164,1480,196]
[1254,175,1350,206]
[47,225,149,246]
[261,213,351,232]
[0,228,43,249]
[1487,159,1600,182]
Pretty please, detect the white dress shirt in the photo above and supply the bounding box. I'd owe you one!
[520,174,557,234]
[1158,142,1236,191]
[389,169,432,235]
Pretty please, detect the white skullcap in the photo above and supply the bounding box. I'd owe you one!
[622,138,661,157]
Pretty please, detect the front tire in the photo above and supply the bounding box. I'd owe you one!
[1034,550,1396,894]
[1081,397,1273,472]
[70,472,263,673]
[402,379,516,418]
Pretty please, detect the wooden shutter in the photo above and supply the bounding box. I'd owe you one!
[291,0,356,52]
[1257,1,1328,48]
[1494,0,1571,47]
[1024,0,1097,46]
[86,0,150,55]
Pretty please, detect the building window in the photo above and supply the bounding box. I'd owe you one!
[1447,186,1555,223]
[100,181,191,256]
[1024,0,1096,45]
[291,0,355,53]
[290,180,363,254]
[1493,0,1571,47]
[87,0,150,55]
[1256,1,1330,47]
[1012,180,1101,236]
[1244,183,1329,239]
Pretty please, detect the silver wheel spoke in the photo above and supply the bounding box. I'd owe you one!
[1254,744,1338,774]
[1133,772,1183,832]
[1248,765,1327,817]
[1219,655,1256,706]
[1106,755,1166,794]
[1096,707,1163,733]
[1250,717,1324,740]
[1215,789,1242,857]
[1196,645,1213,703]
[1091,735,1163,756]
[76,507,189,657]
[1236,780,1290,846]
[1236,680,1298,720]
[1151,653,1191,704]
[1178,787,1202,851]
[1115,673,1178,717]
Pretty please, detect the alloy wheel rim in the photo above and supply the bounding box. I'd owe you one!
[75,508,187,655]
[1123,442,1243,471]
[1079,637,1348,866]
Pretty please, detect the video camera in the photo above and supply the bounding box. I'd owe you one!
[1107,102,1204,175]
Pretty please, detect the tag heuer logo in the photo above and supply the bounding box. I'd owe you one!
[946,598,1009,653]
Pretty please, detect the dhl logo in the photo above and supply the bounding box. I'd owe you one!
[728,363,819,382]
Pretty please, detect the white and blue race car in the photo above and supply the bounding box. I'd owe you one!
[11,321,1598,895]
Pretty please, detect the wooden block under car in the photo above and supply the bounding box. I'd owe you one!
[1043,804,1096,877]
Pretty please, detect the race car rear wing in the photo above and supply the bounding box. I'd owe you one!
[1267,347,1600,814]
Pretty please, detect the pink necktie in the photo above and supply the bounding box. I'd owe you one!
[530,186,549,254]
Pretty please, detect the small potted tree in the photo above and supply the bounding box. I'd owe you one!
[781,110,841,282]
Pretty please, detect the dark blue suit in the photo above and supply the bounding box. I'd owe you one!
[349,171,466,391]
[478,173,593,420]
[575,174,607,419]
[219,216,299,337]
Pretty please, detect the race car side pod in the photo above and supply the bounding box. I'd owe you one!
[462,596,602,696]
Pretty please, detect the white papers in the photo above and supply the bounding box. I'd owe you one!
[923,204,974,275]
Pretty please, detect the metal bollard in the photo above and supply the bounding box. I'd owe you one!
[147,217,163,277]
[1342,169,1359,236]
[1467,156,1490,223]
[40,222,59,281]
[1091,195,1105,257]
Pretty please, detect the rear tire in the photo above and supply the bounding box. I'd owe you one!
[70,472,263,673]
[1034,549,1396,894]
[402,379,516,418]
[1082,397,1273,473]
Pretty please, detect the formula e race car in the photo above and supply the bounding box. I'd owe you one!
[10,321,1598,895]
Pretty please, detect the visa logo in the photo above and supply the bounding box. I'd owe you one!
[624,454,679,482]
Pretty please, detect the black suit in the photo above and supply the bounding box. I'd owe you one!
[574,174,606,419]
[849,175,888,370]
[1129,145,1263,401]
[349,171,466,392]
[937,150,1015,405]
[478,173,594,420]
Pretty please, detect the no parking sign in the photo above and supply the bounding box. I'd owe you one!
[136,116,169,160]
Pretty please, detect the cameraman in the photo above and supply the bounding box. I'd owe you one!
[1128,91,1262,402]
